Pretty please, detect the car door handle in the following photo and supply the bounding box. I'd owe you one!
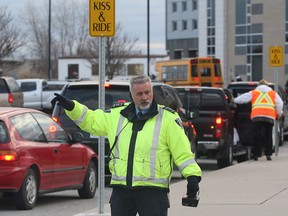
[54,148,59,154]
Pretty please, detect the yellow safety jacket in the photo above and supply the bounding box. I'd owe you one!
[65,100,202,190]
[251,90,276,120]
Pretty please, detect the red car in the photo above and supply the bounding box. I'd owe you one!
[0,107,98,210]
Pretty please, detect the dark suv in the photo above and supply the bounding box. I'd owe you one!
[227,81,287,148]
[175,86,247,168]
[52,80,197,177]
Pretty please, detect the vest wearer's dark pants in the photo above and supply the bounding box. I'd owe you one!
[252,121,274,157]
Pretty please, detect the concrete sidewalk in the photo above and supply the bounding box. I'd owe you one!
[76,145,288,216]
[169,146,288,216]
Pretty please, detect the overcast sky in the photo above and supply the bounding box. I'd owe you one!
[2,0,166,55]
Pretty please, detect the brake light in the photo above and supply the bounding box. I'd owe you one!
[216,117,222,125]
[104,83,110,88]
[0,150,18,161]
[52,117,58,122]
[8,93,13,103]
[117,99,126,103]
[215,117,222,138]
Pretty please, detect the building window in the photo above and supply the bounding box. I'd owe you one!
[192,0,197,11]
[285,64,288,74]
[92,64,99,75]
[172,21,177,31]
[127,64,144,75]
[182,20,187,30]
[251,23,263,34]
[182,1,187,12]
[235,0,247,25]
[188,50,198,57]
[235,46,247,55]
[285,0,288,43]
[68,64,79,79]
[174,50,182,59]
[251,3,263,15]
[235,36,246,44]
[172,2,177,12]
[192,19,198,30]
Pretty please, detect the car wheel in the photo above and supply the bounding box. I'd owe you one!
[14,169,38,210]
[78,161,97,199]
[217,135,233,169]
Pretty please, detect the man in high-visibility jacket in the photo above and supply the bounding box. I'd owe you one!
[53,75,202,216]
[233,79,283,161]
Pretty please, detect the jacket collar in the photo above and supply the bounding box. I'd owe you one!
[120,100,159,121]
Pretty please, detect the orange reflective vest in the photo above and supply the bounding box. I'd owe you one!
[251,90,276,120]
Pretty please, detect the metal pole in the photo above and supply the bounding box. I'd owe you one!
[98,37,106,213]
[48,0,51,80]
[147,0,150,76]
[274,66,279,156]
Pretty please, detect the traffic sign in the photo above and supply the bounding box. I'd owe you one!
[269,46,283,67]
[89,0,115,37]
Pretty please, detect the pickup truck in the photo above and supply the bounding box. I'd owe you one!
[227,81,287,149]
[176,86,248,168]
[16,79,67,113]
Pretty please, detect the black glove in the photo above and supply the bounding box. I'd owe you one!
[51,93,75,111]
[186,176,200,198]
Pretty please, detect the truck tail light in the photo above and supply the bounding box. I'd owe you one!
[8,93,14,103]
[215,128,221,138]
[0,150,18,161]
[215,117,222,138]
[216,117,222,125]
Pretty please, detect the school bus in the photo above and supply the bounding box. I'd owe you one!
[155,57,224,87]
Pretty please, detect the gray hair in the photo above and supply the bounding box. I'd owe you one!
[129,75,152,92]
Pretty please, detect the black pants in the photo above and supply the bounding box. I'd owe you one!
[109,187,170,216]
[252,121,274,157]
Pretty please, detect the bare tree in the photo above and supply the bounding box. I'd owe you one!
[83,23,139,80]
[53,0,89,56]
[0,5,25,63]
[20,0,140,80]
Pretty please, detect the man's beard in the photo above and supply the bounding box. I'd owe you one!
[138,101,151,111]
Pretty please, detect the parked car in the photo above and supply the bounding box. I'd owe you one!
[16,79,67,113]
[52,80,198,177]
[0,76,23,107]
[227,81,287,148]
[0,107,98,210]
[175,86,246,168]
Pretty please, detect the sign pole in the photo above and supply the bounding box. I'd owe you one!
[89,0,115,214]
[274,66,279,156]
[98,37,106,213]
[269,46,283,156]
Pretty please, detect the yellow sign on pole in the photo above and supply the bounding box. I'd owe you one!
[269,46,283,67]
[89,0,115,37]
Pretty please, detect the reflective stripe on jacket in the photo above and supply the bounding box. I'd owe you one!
[65,100,202,189]
[251,89,276,120]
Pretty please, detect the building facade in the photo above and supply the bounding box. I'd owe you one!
[166,0,288,87]
[58,55,168,81]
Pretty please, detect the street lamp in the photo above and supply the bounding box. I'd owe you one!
[48,0,51,80]
[147,0,150,76]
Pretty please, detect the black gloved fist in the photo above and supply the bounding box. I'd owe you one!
[51,93,75,111]
[186,176,200,198]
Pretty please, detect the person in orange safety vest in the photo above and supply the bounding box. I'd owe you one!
[233,79,283,161]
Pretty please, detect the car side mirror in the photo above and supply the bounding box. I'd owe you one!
[178,108,199,120]
[188,109,199,119]
[71,132,83,143]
